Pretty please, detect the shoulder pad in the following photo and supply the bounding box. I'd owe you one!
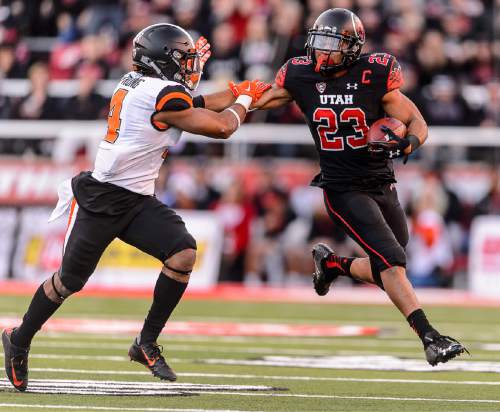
[289,56,312,66]
[275,56,312,88]
[275,61,289,88]
[386,56,404,92]
[361,53,404,92]
[155,84,193,112]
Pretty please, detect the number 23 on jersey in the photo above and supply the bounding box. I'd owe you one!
[313,107,369,151]
[104,88,128,144]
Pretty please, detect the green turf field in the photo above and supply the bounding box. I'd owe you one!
[1,294,500,411]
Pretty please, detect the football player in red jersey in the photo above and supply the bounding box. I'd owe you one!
[233,8,468,365]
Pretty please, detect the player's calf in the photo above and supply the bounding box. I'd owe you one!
[8,270,78,352]
[136,247,196,357]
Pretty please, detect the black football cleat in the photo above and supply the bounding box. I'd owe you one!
[128,338,177,381]
[424,331,469,366]
[312,243,345,296]
[2,328,30,392]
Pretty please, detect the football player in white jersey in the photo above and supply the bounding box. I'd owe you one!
[2,23,271,390]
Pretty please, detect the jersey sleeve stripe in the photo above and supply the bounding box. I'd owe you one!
[156,92,193,111]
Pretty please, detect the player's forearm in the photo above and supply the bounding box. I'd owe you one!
[198,89,236,112]
[405,115,428,154]
[251,86,292,110]
[252,98,289,110]
[212,104,247,139]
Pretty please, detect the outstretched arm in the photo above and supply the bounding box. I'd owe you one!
[251,84,294,110]
[155,105,245,139]
[199,81,292,113]
[153,81,270,139]
[193,81,271,112]
[197,89,236,112]
[381,89,428,156]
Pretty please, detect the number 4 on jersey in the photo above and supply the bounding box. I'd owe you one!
[104,88,128,143]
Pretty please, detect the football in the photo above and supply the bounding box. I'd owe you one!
[367,117,407,144]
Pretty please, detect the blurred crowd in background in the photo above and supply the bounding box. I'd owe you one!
[0,0,499,288]
[0,0,498,125]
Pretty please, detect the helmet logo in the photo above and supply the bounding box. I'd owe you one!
[316,82,327,93]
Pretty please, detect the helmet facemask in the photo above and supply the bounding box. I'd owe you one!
[173,48,202,90]
[306,30,363,73]
[136,48,201,90]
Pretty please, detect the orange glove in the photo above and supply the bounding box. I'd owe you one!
[195,36,211,71]
[228,79,272,103]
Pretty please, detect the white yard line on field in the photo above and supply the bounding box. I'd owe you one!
[192,391,500,404]
[31,341,334,356]
[34,335,422,348]
[29,368,500,386]
[0,404,261,412]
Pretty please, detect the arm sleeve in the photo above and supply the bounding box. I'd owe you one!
[155,85,193,112]
[386,56,404,92]
[275,61,289,89]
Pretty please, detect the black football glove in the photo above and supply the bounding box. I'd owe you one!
[368,125,410,163]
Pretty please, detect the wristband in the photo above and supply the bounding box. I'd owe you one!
[406,134,421,152]
[193,95,205,108]
[235,94,252,111]
[226,107,241,129]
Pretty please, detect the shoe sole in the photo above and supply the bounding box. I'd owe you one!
[2,329,27,392]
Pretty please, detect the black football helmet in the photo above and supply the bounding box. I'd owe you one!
[132,23,201,90]
[306,8,365,73]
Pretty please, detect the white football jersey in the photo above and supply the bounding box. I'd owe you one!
[92,71,192,195]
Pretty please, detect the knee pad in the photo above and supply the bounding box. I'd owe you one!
[43,270,86,303]
[59,270,88,295]
[164,247,196,276]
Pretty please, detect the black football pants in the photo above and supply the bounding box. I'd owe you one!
[323,184,408,287]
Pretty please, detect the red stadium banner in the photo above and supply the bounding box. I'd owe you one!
[0,160,89,205]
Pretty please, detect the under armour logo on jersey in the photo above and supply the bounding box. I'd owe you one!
[316,82,327,94]
[390,150,401,158]
[346,83,358,90]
